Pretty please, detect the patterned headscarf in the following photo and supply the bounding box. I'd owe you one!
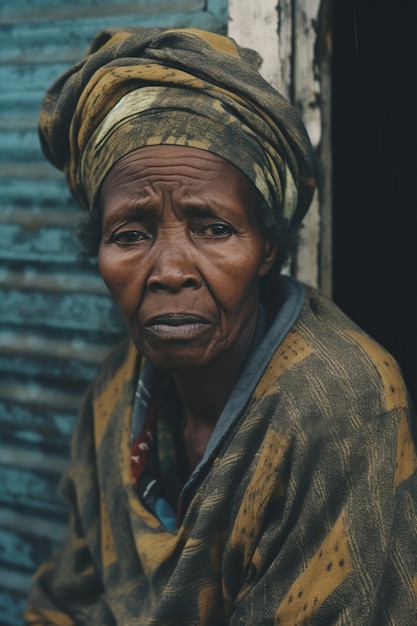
[39,27,316,225]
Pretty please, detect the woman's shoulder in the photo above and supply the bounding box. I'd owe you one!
[96,335,138,376]
[300,286,404,384]
[70,337,140,454]
[82,336,141,407]
[261,285,410,423]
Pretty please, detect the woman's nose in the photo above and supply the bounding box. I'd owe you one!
[146,244,202,292]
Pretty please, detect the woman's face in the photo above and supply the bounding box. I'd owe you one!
[98,145,277,372]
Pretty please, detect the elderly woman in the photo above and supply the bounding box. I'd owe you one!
[25,28,417,625]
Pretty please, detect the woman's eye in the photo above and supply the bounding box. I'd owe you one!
[200,223,231,238]
[114,230,147,245]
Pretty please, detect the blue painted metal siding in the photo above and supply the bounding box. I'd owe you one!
[0,1,227,623]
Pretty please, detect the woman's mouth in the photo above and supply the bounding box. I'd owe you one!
[143,314,211,339]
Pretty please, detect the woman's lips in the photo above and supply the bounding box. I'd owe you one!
[143,313,211,339]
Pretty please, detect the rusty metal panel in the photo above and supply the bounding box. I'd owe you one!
[0,0,227,622]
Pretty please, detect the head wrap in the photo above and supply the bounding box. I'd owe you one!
[39,27,316,225]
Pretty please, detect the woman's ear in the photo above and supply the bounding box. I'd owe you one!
[259,240,278,277]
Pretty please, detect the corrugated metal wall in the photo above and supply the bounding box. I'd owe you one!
[0,1,227,623]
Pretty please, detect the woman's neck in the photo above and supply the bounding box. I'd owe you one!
[172,312,259,473]
[172,362,242,475]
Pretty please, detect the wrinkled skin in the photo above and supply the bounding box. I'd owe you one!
[98,145,277,376]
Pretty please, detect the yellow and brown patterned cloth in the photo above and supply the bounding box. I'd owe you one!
[25,284,417,625]
[38,27,316,222]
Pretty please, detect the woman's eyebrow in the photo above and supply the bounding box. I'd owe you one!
[119,200,160,215]
[182,206,216,218]
[180,199,227,217]
[102,204,155,227]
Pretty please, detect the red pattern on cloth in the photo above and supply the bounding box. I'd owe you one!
[130,405,157,485]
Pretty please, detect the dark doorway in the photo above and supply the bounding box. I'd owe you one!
[332,0,417,406]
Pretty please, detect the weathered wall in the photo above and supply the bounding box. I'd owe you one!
[228,0,332,292]
[0,1,227,622]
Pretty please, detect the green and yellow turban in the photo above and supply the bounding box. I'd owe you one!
[39,27,316,225]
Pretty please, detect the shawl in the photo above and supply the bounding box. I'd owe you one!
[38,27,316,223]
[25,283,417,625]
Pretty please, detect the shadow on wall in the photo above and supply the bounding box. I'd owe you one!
[332,0,417,408]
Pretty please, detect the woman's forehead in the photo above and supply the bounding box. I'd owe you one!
[99,145,261,225]
[102,145,258,198]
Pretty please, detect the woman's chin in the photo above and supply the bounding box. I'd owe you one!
[136,333,216,373]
